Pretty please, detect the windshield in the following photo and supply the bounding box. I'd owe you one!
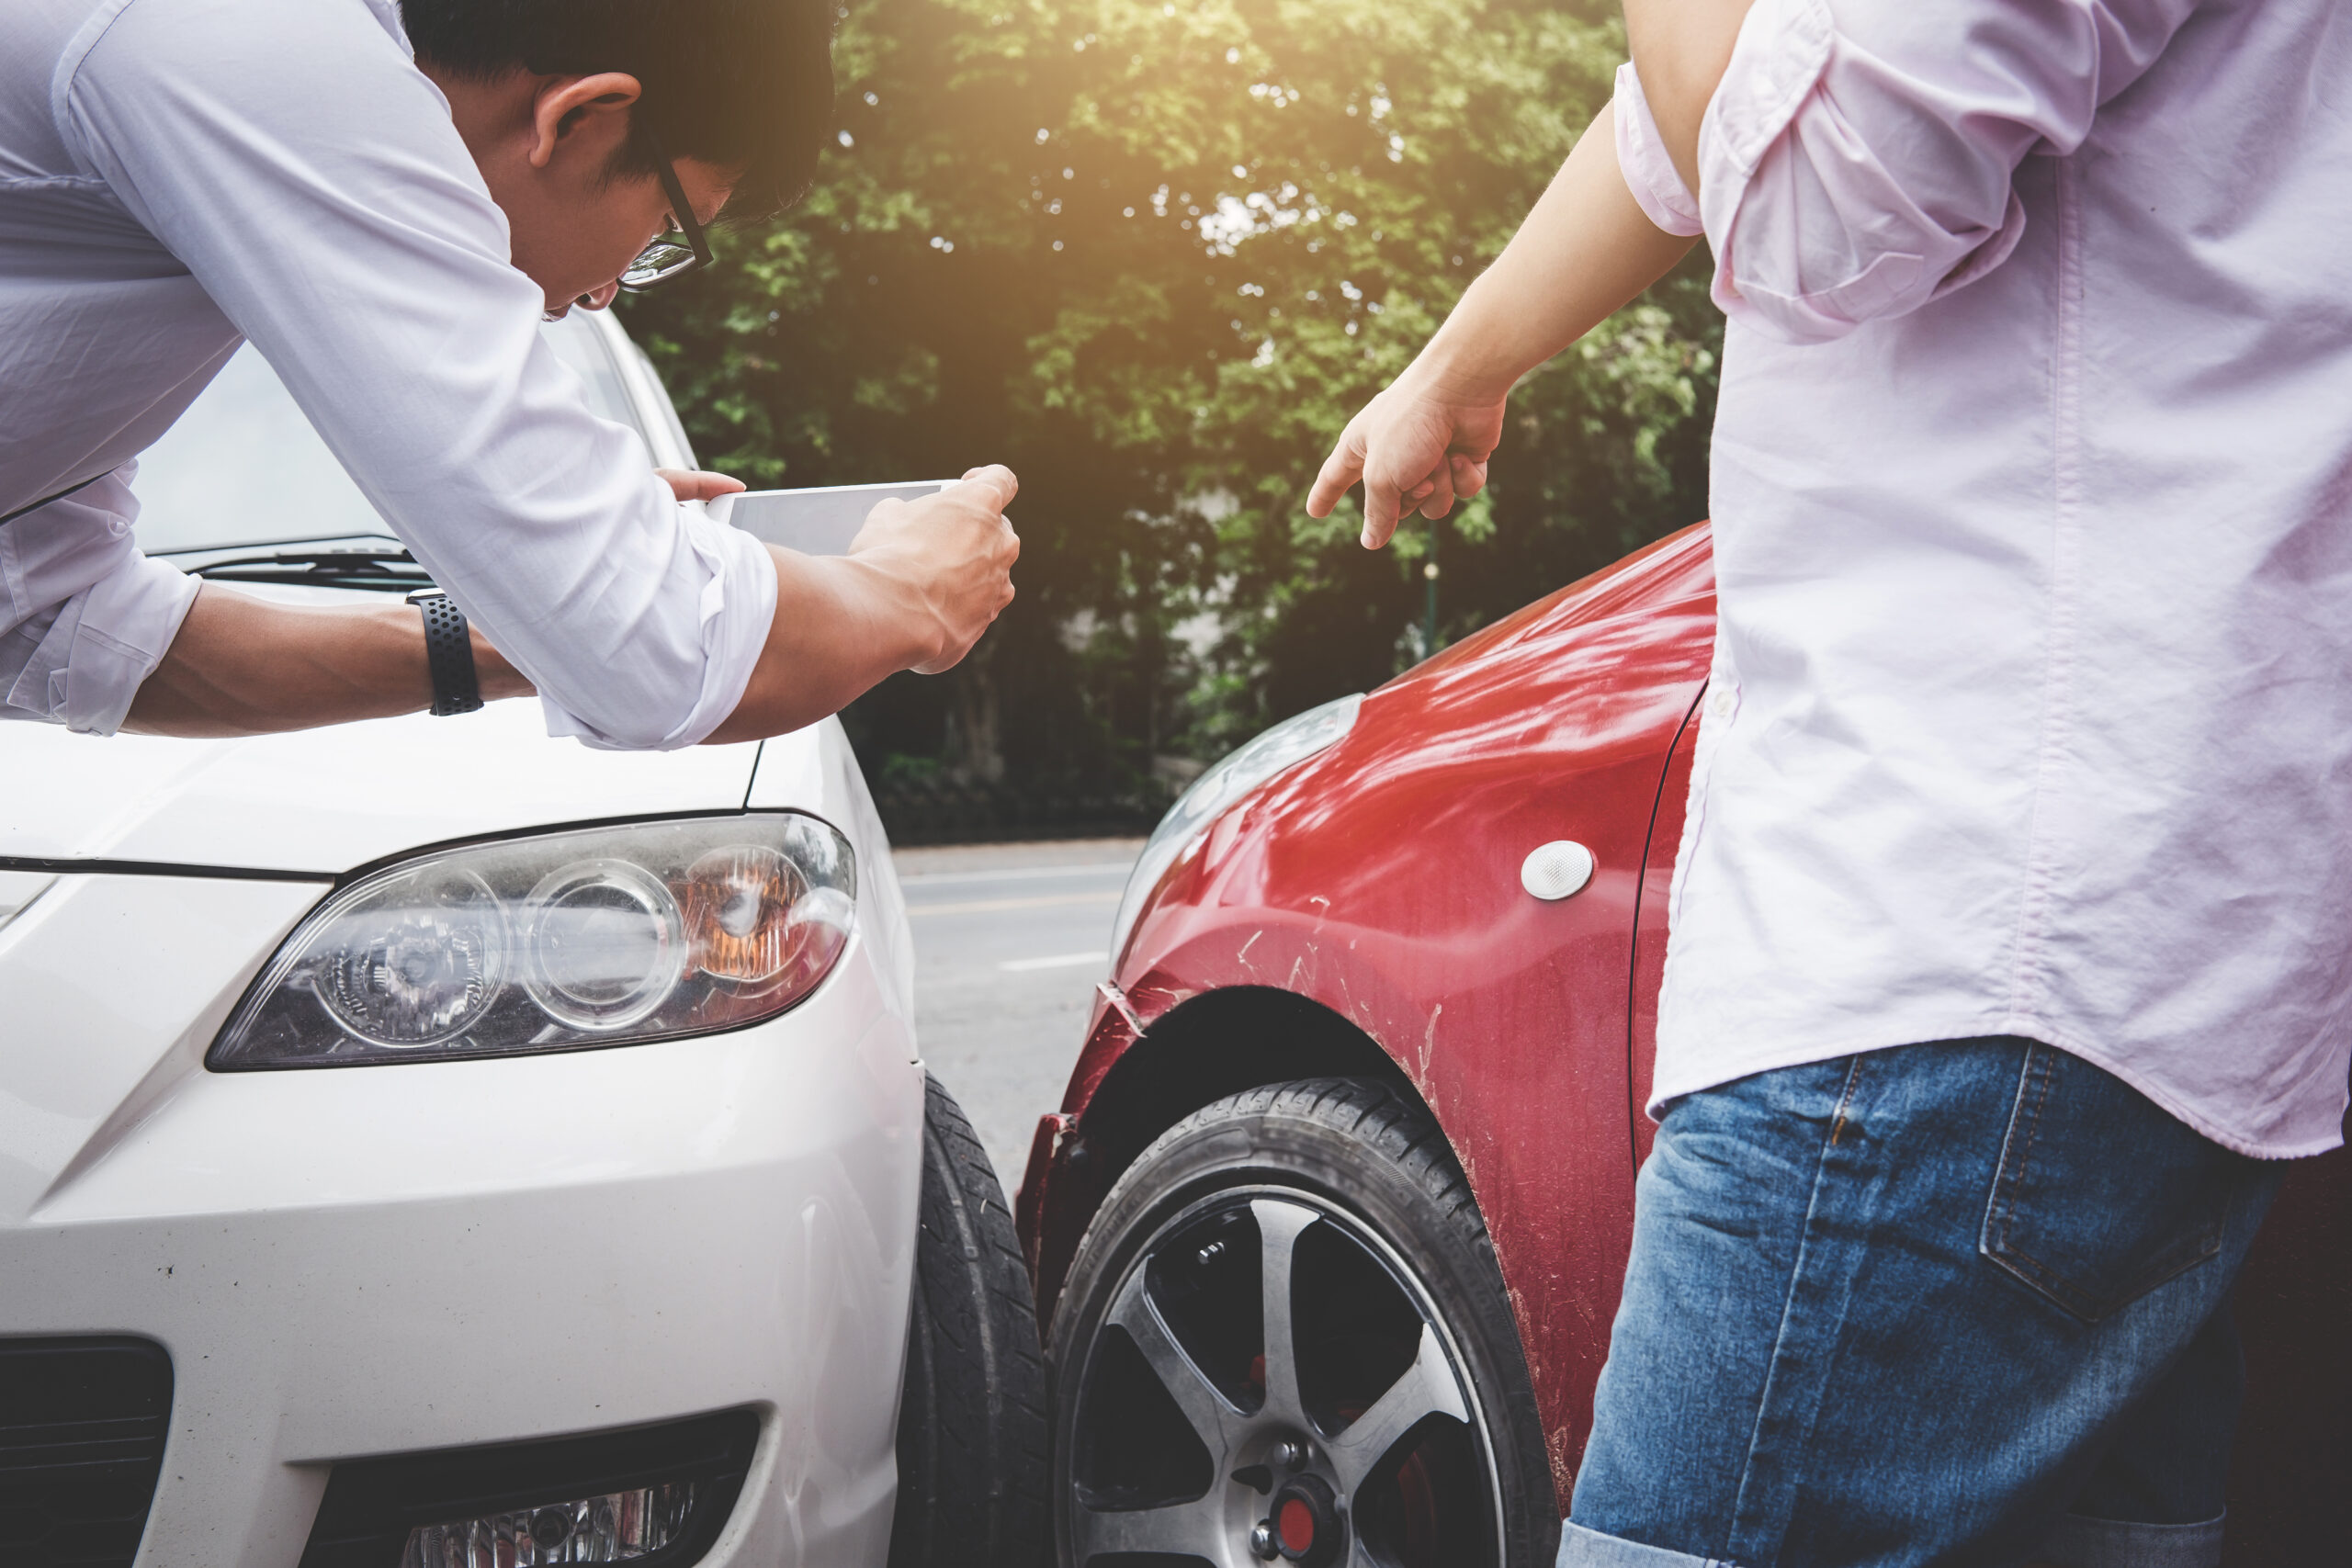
[133,314,649,555]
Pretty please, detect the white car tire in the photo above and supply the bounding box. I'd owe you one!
[888,1075,1050,1565]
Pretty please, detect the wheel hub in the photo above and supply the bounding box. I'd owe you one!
[1270,1472,1340,1564]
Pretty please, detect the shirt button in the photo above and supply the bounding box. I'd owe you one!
[1708,686,1736,719]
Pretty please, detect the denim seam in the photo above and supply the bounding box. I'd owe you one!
[1983,1045,2227,1321]
[1722,1053,1864,1561]
[1984,1043,2054,1264]
[1826,1052,1865,1145]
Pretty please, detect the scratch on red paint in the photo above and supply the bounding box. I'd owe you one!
[1504,1281,1532,1370]
[1307,894,1331,931]
[1546,1425,1575,1514]
[1417,1003,1442,1088]
[1236,929,1263,973]
[1131,981,1197,1019]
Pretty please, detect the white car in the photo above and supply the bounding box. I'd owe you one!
[0,313,1045,1568]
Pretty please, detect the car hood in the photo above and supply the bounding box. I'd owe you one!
[0,700,765,876]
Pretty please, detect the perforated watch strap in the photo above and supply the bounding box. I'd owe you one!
[408,589,483,716]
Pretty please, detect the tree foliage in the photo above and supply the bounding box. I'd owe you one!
[621,0,1720,795]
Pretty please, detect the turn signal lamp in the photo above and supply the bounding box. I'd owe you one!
[209,814,855,1068]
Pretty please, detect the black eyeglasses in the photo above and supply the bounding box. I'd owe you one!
[619,130,713,292]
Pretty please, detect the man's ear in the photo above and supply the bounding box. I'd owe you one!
[527,72,644,171]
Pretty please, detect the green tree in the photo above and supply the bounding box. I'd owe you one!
[622,0,1718,806]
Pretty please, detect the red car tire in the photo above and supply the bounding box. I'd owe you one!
[1047,1077,1558,1566]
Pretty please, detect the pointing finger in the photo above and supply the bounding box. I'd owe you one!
[1360,466,1405,549]
[1307,431,1368,520]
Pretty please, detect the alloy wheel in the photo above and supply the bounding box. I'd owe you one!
[1066,1186,1503,1566]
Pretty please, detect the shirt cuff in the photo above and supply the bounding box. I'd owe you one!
[540,508,780,751]
[5,551,200,735]
[1695,0,1836,193]
[1611,62,1704,239]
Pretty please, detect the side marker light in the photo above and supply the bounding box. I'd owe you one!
[1521,840,1596,901]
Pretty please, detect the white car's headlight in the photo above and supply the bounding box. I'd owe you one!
[209,814,855,1069]
[1108,694,1363,969]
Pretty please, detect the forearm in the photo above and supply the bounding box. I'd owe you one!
[1410,107,1699,402]
[699,546,946,746]
[121,581,531,738]
[1623,0,1758,192]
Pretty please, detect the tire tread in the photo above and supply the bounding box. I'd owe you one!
[889,1074,1049,1567]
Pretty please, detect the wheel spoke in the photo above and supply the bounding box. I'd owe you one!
[1328,1322,1470,1490]
[1107,1266,1239,1450]
[1070,1491,1227,1558]
[1250,1197,1318,1422]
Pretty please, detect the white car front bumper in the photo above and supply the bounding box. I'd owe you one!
[0,866,922,1567]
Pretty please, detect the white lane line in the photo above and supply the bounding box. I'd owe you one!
[999,950,1110,973]
[897,862,1136,887]
[906,889,1124,917]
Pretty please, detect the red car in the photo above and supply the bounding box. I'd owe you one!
[1016,523,2349,1567]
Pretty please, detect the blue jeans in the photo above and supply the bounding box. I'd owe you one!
[1562,1038,2283,1568]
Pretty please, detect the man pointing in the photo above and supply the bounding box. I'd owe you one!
[2,0,1017,746]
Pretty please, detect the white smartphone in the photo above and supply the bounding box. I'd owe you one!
[704,479,955,557]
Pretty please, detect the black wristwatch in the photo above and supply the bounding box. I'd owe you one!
[407,588,483,716]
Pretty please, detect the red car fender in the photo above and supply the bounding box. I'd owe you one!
[1023,527,1715,1494]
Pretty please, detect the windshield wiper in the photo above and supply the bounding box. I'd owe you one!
[187,549,433,593]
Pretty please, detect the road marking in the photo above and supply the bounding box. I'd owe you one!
[1000,950,1110,973]
[905,889,1125,917]
[896,862,1136,887]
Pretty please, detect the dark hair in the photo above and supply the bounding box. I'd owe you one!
[401,0,834,220]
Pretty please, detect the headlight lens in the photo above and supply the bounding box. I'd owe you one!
[1108,693,1363,970]
[210,814,855,1069]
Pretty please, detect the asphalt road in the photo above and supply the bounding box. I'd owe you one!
[892,838,1145,1196]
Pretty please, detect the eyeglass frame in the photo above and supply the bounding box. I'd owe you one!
[618,128,714,293]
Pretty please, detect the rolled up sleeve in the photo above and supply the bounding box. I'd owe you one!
[533,501,779,752]
[0,467,199,735]
[61,0,774,750]
[1653,0,2201,344]
[1613,63,1704,238]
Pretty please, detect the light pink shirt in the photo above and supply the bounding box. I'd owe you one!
[1618,0,2352,1156]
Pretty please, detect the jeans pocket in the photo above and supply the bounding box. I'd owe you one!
[1978,1043,2239,1323]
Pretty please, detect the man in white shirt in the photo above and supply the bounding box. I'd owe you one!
[1314,0,2348,1563]
[3,0,1017,746]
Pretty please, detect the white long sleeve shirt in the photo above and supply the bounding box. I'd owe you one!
[0,0,776,747]
[1617,0,2352,1157]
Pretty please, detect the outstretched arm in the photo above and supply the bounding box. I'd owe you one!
[121,464,751,737]
[124,465,1021,743]
[121,585,535,737]
[1306,4,1767,548]
[1306,106,1698,548]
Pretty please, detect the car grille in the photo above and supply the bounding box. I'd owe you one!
[0,1338,174,1568]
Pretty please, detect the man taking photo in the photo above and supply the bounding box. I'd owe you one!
[2,0,1016,747]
